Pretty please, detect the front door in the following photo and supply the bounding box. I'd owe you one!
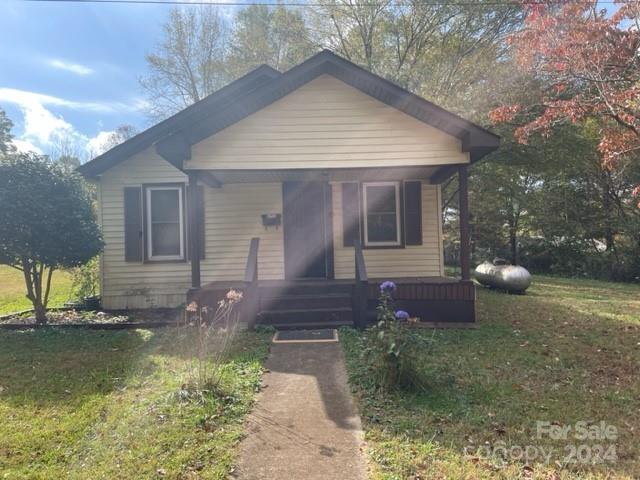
[282,182,331,279]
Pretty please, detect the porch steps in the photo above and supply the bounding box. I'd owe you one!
[256,282,354,329]
[258,307,353,329]
[260,293,352,310]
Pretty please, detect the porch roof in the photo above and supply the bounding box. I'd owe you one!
[188,166,444,185]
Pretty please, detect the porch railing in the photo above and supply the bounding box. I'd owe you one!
[353,240,368,328]
[243,237,260,328]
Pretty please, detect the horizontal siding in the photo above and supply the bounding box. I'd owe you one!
[99,150,285,308]
[332,181,443,279]
[200,183,284,282]
[187,75,468,170]
[99,149,190,309]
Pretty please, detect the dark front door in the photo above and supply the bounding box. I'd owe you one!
[282,182,331,279]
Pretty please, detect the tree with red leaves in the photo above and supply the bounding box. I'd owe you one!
[490,1,640,198]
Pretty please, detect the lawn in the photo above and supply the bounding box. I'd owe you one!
[0,325,272,479]
[0,265,73,315]
[342,275,640,480]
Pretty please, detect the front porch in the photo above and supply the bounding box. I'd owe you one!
[185,164,476,329]
[188,241,476,329]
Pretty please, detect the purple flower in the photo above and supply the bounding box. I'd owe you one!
[395,310,410,320]
[379,281,397,293]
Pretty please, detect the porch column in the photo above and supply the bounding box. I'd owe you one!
[458,165,471,281]
[188,173,201,288]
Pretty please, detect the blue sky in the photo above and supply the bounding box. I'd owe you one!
[0,1,192,158]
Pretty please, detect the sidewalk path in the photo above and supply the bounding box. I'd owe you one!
[232,341,368,480]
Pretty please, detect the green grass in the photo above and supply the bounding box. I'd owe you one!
[341,275,640,480]
[0,265,73,315]
[0,326,273,479]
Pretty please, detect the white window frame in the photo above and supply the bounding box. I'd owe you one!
[145,185,185,261]
[362,181,401,247]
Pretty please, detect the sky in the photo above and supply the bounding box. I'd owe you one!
[0,0,197,159]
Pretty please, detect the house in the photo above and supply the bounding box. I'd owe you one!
[78,50,500,328]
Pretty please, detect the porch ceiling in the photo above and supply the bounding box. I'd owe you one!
[186,166,442,184]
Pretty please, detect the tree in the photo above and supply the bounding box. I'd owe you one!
[0,108,15,155]
[101,124,139,153]
[311,0,524,116]
[227,5,317,78]
[490,1,640,196]
[0,154,103,323]
[140,7,229,120]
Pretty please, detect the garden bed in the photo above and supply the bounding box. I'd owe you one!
[0,308,180,328]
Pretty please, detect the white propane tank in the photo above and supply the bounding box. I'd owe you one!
[474,260,532,293]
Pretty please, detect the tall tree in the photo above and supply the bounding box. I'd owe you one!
[312,0,524,117]
[101,125,139,153]
[490,1,640,196]
[0,108,15,155]
[227,5,317,77]
[140,7,229,120]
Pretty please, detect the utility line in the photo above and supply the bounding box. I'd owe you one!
[22,0,635,7]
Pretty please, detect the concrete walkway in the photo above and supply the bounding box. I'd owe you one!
[232,341,368,480]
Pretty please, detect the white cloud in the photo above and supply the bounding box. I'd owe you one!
[11,138,42,154]
[0,88,143,158]
[0,87,133,114]
[49,59,94,76]
[86,130,115,156]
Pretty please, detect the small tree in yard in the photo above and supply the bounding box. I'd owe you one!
[0,154,103,323]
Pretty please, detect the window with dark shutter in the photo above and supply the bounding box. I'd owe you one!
[144,185,185,261]
[341,182,360,247]
[363,181,401,247]
[404,180,422,246]
[124,186,143,262]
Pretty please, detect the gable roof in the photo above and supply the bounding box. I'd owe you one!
[78,64,280,178]
[79,50,499,179]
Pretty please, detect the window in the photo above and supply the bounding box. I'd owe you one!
[145,186,185,261]
[363,182,401,246]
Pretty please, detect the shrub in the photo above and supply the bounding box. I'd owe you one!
[362,281,431,392]
[70,256,100,300]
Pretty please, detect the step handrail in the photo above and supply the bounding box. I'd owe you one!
[353,240,368,328]
[354,239,368,282]
[244,237,260,283]
[243,237,260,328]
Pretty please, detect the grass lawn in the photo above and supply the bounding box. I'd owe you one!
[342,275,640,480]
[0,326,272,479]
[0,265,73,315]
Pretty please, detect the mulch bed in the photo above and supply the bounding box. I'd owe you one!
[0,308,181,329]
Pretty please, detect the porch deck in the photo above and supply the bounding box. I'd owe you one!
[188,276,476,328]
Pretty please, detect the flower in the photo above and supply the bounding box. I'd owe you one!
[395,310,410,320]
[186,301,198,312]
[226,289,243,302]
[379,281,397,293]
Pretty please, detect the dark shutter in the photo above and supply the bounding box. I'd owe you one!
[187,185,205,260]
[124,186,143,262]
[404,180,422,246]
[342,182,360,247]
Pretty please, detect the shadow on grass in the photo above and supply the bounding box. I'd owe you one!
[342,278,640,478]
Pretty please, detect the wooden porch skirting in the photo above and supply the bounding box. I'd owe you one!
[366,278,476,323]
[188,277,476,325]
